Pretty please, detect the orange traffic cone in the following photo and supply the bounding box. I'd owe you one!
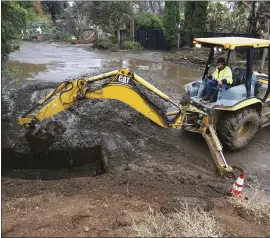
[229,172,245,199]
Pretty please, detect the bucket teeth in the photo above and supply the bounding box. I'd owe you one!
[25,121,66,153]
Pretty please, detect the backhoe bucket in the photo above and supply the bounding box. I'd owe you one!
[25,121,66,153]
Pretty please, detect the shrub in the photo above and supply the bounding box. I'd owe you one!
[132,203,224,237]
[92,38,113,50]
[108,35,118,44]
[123,41,142,50]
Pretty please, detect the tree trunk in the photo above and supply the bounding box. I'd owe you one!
[149,1,155,13]
[117,29,121,47]
[259,16,270,72]
[260,48,269,73]
[157,1,163,15]
[130,1,134,40]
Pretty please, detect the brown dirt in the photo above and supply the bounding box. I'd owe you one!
[2,169,270,237]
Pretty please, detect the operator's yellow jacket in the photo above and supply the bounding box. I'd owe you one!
[212,66,233,85]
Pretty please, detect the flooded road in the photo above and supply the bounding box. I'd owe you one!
[9,42,201,86]
[8,42,270,185]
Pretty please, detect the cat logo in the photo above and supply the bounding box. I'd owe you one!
[111,74,135,87]
[118,75,130,84]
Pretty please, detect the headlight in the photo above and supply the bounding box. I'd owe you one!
[218,46,223,52]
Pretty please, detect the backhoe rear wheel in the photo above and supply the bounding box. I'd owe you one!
[217,108,260,151]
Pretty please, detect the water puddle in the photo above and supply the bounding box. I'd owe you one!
[9,42,202,84]
[8,61,52,80]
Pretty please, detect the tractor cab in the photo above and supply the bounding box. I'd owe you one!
[184,37,270,111]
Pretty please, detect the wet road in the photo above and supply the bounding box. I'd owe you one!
[9,42,270,181]
[9,42,200,86]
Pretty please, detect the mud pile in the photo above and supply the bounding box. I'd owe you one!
[2,69,219,182]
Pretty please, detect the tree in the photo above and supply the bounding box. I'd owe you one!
[134,12,163,29]
[193,2,208,33]
[89,1,131,32]
[184,1,208,32]
[206,2,229,32]
[34,0,44,16]
[183,2,195,46]
[89,1,131,44]
[163,1,180,50]
[1,1,32,65]
[68,1,93,40]
[257,1,270,72]
[236,1,270,71]
[206,2,248,33]
[183,2,195,32]
[227,3,249,33]
[41,1,68,23]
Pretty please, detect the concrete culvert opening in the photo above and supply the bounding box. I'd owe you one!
[2,146,107,180]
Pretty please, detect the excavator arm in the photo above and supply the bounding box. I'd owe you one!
[19,68,174,128]
[18,68,235,178]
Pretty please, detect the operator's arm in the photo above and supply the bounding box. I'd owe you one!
[207,68,218,80]
[221,67,233,85]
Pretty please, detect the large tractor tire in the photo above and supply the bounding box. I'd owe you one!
[217,108,260,151]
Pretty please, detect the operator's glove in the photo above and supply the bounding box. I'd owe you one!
[221,79,227,84]
[206,75,213,80]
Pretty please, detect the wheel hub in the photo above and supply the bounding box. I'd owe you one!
[236,121,253,143]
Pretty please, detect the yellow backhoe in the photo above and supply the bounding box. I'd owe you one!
[18,37,270,178]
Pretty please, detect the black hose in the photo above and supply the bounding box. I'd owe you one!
[21,81,71,117]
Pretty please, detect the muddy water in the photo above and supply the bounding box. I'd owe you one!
[9,42,201,86]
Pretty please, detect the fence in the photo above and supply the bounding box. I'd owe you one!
[136,29,167,50]
[124,29,261,51]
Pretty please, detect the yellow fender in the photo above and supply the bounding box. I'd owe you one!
[215,98,263,111]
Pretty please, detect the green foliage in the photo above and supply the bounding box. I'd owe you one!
[184,2,195,32]
[92,38,114,50]
[22,18,73,43]
[108,35,118,44]
[228,4,249,33]
[1,1,33,66]
[163,1,180,50]
[89,1,131,33]
[123,41,142,50]
[42,1,68,23]
[206,2,249,33]
[134,12,163,29]
[183,1,208,46]
[206,2,229,32]
[193,2,208,32]
[184,1,208,32]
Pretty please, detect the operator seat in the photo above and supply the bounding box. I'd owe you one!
[231,68,246,87]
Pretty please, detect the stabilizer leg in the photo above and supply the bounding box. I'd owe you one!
[202,125,235,178]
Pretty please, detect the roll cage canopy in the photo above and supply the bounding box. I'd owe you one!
[194,37,270,102]
[193,37,270,49]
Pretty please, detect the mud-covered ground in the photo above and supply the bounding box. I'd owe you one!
[2,42,270,237]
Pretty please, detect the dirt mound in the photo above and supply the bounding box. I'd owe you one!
[2,71,216,178]
[2,169,269,237]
